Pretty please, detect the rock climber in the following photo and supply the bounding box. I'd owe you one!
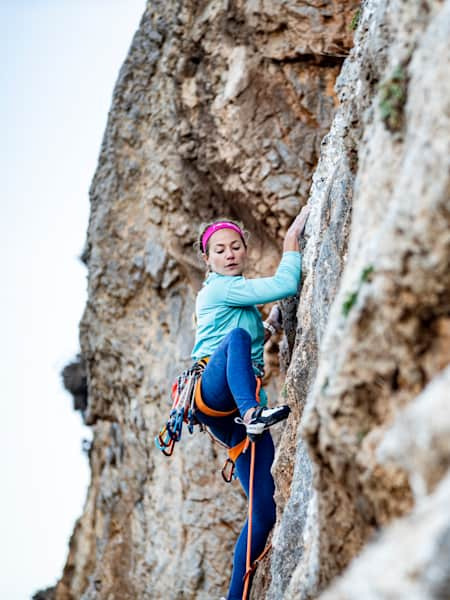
[191,205,310,600]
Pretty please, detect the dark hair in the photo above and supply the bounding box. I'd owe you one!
[197,219,248,257]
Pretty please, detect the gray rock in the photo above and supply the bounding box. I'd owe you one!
[144,238,166,283]
[263,174,300,197]
[275,196,300,217]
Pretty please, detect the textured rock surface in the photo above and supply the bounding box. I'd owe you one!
[318,367,450,600]
[319,472,450,600]
[49,1,357,599]
[378,367,450,502]
[269,0,450,598]
[41,0,450,599]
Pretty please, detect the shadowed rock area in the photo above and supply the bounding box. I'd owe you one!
[34,0,450,599]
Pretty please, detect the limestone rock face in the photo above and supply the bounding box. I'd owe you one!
[47,0,450,599]
[318,368,450,600]
[267,0,450,598]
[51,2,357,599]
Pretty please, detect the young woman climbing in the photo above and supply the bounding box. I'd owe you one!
[191,205,310,600]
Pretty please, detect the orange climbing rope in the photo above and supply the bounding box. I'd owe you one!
[241,440,272,600]
[242,440,256,600]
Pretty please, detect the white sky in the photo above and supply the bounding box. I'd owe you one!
[1,1,146,598]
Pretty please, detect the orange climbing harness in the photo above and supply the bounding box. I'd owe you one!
[194,370,263,482]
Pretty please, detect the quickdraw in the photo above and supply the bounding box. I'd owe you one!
[221,437,250,482]
[154,360,207,456]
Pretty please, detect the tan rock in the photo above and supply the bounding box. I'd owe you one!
[42,1,450,600]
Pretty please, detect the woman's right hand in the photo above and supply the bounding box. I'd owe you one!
[283,204,310,252]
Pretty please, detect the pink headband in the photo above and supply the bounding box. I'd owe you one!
[201,222,244,253]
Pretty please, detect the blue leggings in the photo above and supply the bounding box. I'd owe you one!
[195,328,276,600]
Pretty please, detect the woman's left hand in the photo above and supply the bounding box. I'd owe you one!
[267,304,282,332]
[263,304,283,343]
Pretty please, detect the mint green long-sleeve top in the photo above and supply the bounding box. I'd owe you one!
[191,251,301,367]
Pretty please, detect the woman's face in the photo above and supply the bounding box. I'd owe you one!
[204,228,247,276]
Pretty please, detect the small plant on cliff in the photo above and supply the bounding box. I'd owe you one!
[342,265,374,317]
[379,66,408,132]
[349,8,361,31]
[342,290,359,316]
[360,265,374,283]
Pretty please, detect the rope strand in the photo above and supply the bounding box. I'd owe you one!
[242,441,256,600]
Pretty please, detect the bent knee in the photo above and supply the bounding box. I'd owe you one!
[228,327,251,344]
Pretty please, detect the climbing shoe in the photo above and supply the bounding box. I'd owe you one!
[237,405,291,441]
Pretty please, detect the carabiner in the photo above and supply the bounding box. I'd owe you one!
[221,458,236,483]
[155,427,175,456]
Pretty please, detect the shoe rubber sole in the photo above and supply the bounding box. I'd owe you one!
[242,405,291,440]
